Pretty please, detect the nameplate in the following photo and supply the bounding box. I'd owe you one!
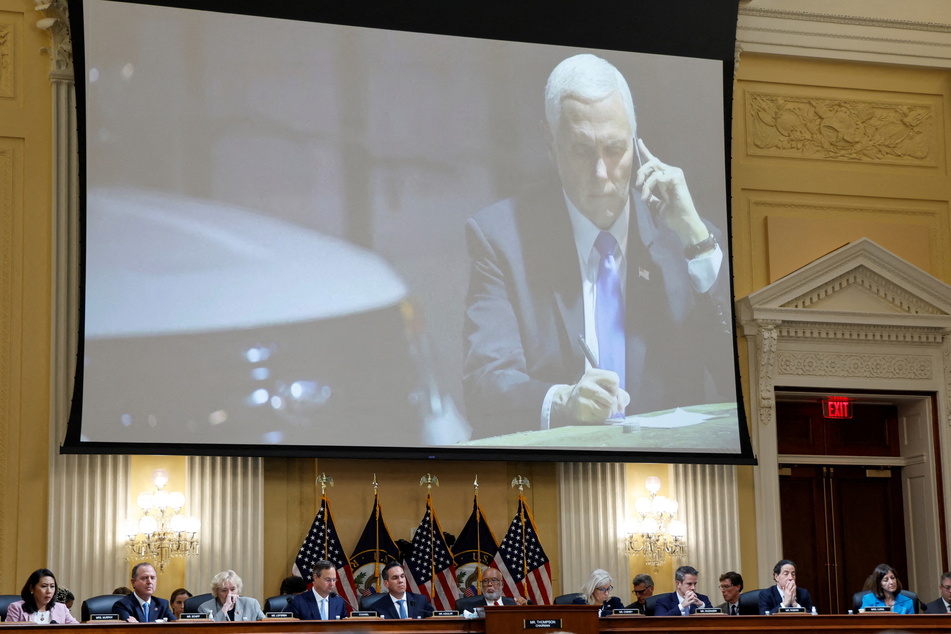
[695,608,722,614]
[178,613,210,620]
[88,614,120,621]
[861,606,891,613]
[348,611,378,618]
[778,606,806,613]
[264,612,295,619]
[524,619,562,629]
[432,610,459,617]
[611,608,640,616]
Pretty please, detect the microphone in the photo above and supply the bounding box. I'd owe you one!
[280,595,295,614]
[329,592,355,616]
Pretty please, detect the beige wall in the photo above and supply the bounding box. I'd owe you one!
[5,0,951,604]
[0,0,53,590]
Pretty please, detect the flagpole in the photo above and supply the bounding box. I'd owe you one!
[372,474,380,582]
[474,476,482,587]
[511,475,531,599]
[316,472,334,560]
[420,473,439,598]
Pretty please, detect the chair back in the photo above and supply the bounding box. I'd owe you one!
[183,593,214,614]
[0,595,21,622]
[738,589,762,615]
[263,594,295,613]
[552,592,583,605]
[358,593,387,611]
[80,594,124,622]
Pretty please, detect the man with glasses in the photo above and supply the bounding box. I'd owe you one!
[924,572,951,613]
[654,565,712,616]
[626,573,655,615]
[456,567,528,612]
[716,572,743,615]
[290,560,348,620]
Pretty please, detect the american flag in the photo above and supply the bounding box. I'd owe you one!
[404,496,460,611]
[492,495,552,605]
[451,496,499,598]
[292,495,359,610]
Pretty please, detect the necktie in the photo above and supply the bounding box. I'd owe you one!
[594,231,625,409]
[320,598,327,620]
[732,604,738,616]
[397,599,407,619]
[143,602,150,622]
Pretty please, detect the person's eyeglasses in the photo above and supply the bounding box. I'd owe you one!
[596,585,613,593]
[941,585,951,591]
[719,584,734,590]
[633,588,649,595]
[482,579,503,587]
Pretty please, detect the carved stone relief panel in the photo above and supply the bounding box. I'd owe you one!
[0,14,15,99]
[745,90,937,164]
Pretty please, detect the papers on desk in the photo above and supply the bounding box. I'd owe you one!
[617,407,714,429]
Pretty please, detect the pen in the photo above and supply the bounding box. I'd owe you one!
[577,334,599,369]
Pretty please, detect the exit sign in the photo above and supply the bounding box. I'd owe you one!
[822,397,852,419]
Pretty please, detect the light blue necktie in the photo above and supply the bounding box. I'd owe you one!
[143,602,149,622]
[595,231,625,413]
[319,598,327,620]
[397,599,407,619]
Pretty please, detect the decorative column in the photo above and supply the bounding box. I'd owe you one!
[41,0,132,607]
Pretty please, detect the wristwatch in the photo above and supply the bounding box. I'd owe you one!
[684,232,717,260]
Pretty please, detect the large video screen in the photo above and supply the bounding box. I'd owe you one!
[66,0,754,462]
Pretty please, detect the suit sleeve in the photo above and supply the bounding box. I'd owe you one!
[462,216,559,437]
[757,589,774,615]
[653,594,683,616]
[4,602,25,622]
[157,599,177,621]
[799,588,814,612]
[413,594,434,618]
[113,597,134,622]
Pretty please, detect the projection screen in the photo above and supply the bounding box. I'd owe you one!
[65,0,755,463]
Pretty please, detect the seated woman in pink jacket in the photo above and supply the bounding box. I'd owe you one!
[4,568,78,624]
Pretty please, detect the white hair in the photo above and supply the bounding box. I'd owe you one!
[579,568,613,605]
[544,54,636,134]
[210,570,243,595]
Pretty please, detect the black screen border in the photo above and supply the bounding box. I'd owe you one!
[63,0,755,465]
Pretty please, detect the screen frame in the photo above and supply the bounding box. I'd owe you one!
[62,0,756,465]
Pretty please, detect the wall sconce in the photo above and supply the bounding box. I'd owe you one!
[625,476,687,569]
[122,469,200,571]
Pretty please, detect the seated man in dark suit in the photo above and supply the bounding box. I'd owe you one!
[653,566,712,616]
[455,567,526,611]
[289,560,348,620]
[113,563,176,622]
[463,53,733,439]
[626,573,655,614]
[370,562,433,619]
[759,559,814,614]
[716,571,742,615]
[924,571,951,613]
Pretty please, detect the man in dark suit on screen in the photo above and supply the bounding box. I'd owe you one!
[368,562,433,619]
[113,563,176,622]
[463,53,731,439]
[290,560,348,620]
[653,566,712,616]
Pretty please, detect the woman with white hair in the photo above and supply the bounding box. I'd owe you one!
[198,570,265,621]
[572,569,624,616]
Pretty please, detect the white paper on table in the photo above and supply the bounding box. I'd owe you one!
[616,407,714,429]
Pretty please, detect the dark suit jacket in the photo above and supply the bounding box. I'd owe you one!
[653,591,713,616]
[572,595,624,617]
[463,179,732,438]
[925,597,950,614]
[370,592,433,619]
[289,591,347,620]
[758,586,813,614]
[113,594,176,622]
[716,600,739,615]
[455,594,515,612]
